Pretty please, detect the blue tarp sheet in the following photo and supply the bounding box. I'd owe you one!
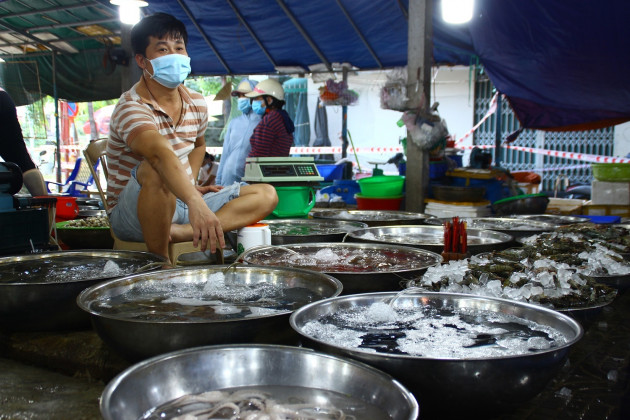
[144,0,630,131]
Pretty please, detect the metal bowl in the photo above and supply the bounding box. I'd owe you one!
[55,223,114,249]
[432,185,486,202]
[492,194,550,216]
[309,209,434,226]
[421,249,618,315]
[77,265,342,361]
[509,214,588,224]
[264,218,368,244]
[290,291,583,414]
[344,225,513,254]
[425,217,557,239]
[0,250,166,331]
[240,242,443,294]
[100,344,419,420]
[77,209,107,219]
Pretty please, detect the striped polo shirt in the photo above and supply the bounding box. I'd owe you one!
[248,109,294,157]
[106,83,208,211]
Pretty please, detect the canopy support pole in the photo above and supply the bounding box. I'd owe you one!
[52,53,61,186]
[405,0,432,212]
[175,0,232,74]
[120,23,142,92]
[334,0,383,68]
[226,0,278,69]
[494,93,503,167]
[341,67,350,166]
[276,0,332,72]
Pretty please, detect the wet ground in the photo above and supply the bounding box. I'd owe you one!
[0,357,102,420]
[0,291,629,419]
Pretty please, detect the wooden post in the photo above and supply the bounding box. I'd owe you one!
[405,0,433,212]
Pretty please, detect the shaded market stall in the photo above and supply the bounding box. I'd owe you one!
[2,2,630,419]
[2,1,630,206]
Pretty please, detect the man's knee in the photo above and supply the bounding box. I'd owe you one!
[258,184,278,209]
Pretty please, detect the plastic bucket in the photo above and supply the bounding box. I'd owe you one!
[271,186,316,218]
[55,196,79,222]
[355,194,404,210]
[357,175,405,197]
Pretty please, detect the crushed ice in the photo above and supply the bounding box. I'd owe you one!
[302,301,568,359]
[102,260,123,276]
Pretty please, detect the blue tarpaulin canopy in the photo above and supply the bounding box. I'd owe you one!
[142,0,630,131]
[1,0,629,131]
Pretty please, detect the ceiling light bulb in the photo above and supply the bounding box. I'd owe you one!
[119,3,141,25]
[442,0,474,24]
[110,0,148,25]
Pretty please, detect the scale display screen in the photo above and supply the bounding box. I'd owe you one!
[242,157,324,183]
[260,164,318,177]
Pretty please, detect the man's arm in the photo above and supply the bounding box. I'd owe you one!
[131,129,225,251]
[188,134,206,182]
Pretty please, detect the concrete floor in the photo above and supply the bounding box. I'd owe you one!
[1,291,629,420]
[0,357,103,419]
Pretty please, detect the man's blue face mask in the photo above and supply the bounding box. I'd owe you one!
[145,54,191,89]
[252,99,266,115]
[237,98,252,114]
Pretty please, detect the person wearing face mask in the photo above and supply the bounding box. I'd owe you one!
[246,79,295,158]
[106,13,277,263]
[215,79,262,186]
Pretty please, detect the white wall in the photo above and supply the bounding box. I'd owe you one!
[305,66,473,174]
[614,121,630,158]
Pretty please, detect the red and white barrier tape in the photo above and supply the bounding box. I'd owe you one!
[454,93,498,146]
[207,146,404,155]
[458,144,630,164]
[505,145,630,164]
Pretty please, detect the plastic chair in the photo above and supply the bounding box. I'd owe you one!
[45,157,99,197]
[83,139,222,265]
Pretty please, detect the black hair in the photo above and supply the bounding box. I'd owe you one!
[130,13,188,56]
[265,96,285,110]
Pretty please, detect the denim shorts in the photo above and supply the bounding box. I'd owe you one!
[110,167,242,241]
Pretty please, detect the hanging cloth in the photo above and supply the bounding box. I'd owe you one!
[282,78,310,147]
[311,97,334,162]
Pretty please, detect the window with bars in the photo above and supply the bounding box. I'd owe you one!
[474,71,614,191]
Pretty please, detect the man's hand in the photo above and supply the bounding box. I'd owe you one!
[196,184,223,195]
[187,197,225,253]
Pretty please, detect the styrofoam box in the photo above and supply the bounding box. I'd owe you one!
[591,181,630,205]
[425,201,492,218]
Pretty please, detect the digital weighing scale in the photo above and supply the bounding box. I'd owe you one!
[242,157,324,185]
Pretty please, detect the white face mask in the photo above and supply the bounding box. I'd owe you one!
[144,54,191,88]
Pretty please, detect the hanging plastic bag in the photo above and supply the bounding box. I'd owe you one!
[319,79,359,106]
[380,67,409,111]
[401,104,449,151]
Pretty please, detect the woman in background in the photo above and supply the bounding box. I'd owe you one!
[246,78,294,158]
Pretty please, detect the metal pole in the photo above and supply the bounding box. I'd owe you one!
[53,53,61,186]
[405,0,432,212]
[494,93,502,167]
[341,67,351,178]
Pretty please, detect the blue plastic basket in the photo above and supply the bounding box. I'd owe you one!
[319,180,360,204]
[577,215,621,224]
[317,164,344,181]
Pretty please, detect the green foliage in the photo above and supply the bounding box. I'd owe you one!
[185,76,224,96]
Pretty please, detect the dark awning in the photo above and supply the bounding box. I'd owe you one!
[1,0,630,131]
